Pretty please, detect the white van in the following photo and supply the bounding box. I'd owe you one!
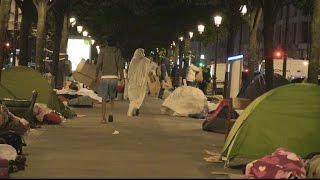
[259,57,309,80]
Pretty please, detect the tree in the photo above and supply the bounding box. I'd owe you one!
[32,0,55,73]
[309,0,320,84]
[0,0,12,80]
[16,0,37,66]
[72,0,217,58]
[242,1,263,81]
[48,0,64,88]
[261,0,283,91]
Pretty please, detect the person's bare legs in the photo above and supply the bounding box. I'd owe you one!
[108,99,114,122]
[101,97,107,123]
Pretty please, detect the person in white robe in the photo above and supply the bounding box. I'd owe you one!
[127,48,151,116]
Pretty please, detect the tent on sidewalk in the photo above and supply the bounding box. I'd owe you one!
[221,83,320,168]
[237,73,289,100]
[202,73,289,134]
[0,66,65,115]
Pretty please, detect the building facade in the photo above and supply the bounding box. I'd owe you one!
[190,3,312,68]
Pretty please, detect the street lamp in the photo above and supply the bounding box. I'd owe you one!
[179,36,184,68]
[213,15,222,95]
[189,32,193,39]
[91,39,95,45]
[198,25,204,34]
[69,17,76,27]
[77,25,83,33]
[82,30,88,37]
[240,5,247,15]
[96,45,100,54]
[239,5,247,54]
[197,24,205,60]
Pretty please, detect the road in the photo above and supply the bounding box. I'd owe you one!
[11,96,242,178]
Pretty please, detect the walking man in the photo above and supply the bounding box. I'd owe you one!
[95,36,124,123]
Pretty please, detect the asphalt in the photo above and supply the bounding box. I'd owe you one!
[10,96,242,179]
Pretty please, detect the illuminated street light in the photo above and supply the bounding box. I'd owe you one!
[213,15,223,95]
[198,24,205,60]
[179,36,184,41]
[197,24,204,34]
[240,5,247,15]
[239,5,247,54]
[69,17,76,27]
[77,25,83,33]
[96,45,100,53]
[189,32,193,39]
[214,15,222,27]
[82,30,88,37]
[91,39,95,45]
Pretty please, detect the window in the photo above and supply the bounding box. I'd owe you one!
[294,7,298,17]
[277,25,282,44]
[279,7,283,19]
[292,23,297,43]
[301,21,310,43]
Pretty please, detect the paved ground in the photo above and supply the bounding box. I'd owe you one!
[10,97,242,179]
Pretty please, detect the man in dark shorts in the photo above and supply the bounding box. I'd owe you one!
[95,36,124,123]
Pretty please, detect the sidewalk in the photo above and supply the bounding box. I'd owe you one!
[10,97,242,178]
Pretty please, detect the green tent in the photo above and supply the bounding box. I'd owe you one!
[221,83,320,167]
[0,84,15,99]
[0,66,64,114]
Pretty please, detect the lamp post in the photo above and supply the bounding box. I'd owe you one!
[82,30,88,37]
[189,32,193,39]
[77,25,83,34]
[213,15,222,95]
[69,17,76,27]
[179,36,184,70]
[239,5,247,54]
[197,24,205,60]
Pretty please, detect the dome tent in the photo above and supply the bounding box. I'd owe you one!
[0,66,65,114]
[221,83,320,167]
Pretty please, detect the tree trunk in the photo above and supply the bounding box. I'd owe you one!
[308,0,320,84]
[263,4,275,91]
[59,11,69,53]
[246,7,262,81]
[226,28,237,57]
[0,0,12,81]
[34,1,48,73]
[18,0,34,66]
[224,25,238,98]
[56,11,70,89]
[52,10,64,89]
[247,29,258,80]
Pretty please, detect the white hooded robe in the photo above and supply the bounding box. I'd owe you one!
[127,48,151,116]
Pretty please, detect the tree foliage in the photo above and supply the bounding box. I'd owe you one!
[72,0,219,58]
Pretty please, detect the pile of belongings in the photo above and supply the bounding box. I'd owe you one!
[0,105,28,178]
[245,148,306,179]
[33,103,64,125]
[161,86,208,117]
[245,148,320,179]
[55,81,101,106]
